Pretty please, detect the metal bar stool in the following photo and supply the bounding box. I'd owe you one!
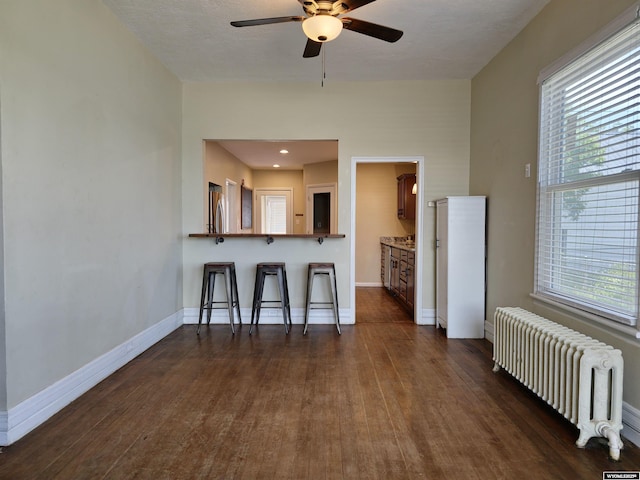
[303,262,341,335]
[250,262,292,334]
[197,262,242,335]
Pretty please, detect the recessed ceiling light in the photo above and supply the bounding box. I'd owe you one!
[280,149,289,154]
[273,164,280,168]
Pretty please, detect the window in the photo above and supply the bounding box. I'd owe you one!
[535,15,640,327]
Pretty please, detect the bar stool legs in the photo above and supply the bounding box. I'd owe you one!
[304,262,341,335]
[197,262,242,335]
[250,263,292,335]
[196,261,340,336]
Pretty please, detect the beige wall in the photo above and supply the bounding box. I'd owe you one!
[0,0,183,412]
[182,80,471,321]
[356,163,417,285]
[304,160,339,185]
[470,0,640,416]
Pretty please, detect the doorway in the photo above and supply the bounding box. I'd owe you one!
[254,188,293,234]
[356,286,414,323]
[350,156,424,324]
[306,183,337,234]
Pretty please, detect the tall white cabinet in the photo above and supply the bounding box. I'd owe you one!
[436,196,486,338]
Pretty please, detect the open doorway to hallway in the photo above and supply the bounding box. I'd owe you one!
[350,157,424,324]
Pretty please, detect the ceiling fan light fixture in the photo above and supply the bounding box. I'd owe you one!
[302,14,343,42]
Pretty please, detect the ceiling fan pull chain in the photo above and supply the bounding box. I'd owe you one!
[322,46,326,87]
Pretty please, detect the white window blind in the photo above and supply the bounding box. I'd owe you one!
[536,17,640,326]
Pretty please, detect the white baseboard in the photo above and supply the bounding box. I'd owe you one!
[0,311,183,446]
[355,282,383,287]
[417,308,436,326]
[622,402,640,448]
[484,320,495,343]
[0,412,6,446]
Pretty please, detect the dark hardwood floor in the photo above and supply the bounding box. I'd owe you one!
[1,288,639,479]
[356,286,413,324]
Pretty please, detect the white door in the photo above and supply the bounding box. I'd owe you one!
[254,188,293,234]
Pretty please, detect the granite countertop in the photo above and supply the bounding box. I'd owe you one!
[380,236,416,252]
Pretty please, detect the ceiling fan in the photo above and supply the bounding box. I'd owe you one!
[230,0,403,58]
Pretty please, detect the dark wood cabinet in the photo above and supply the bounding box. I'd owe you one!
[390,247,401,297]
[403,250,415,310]
[380,245,388,286]
[385,244,415,315]
[397,173,416,220]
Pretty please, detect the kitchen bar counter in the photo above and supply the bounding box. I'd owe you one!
[189,233,346,245]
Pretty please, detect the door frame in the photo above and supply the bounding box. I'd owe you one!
[350,156,425,324]
[306,182,337,234]
[224,178,238,233]
[254,187,294,234]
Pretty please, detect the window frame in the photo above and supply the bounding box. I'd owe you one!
[534,4,640,339]
[537,170,640,322]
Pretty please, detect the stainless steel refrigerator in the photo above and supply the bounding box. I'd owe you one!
[208,183,226,234]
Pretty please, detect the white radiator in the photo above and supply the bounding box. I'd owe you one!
[492,307,624,460]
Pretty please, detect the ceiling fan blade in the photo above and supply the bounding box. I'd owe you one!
[342,17,403,43]
[341,0,378,13]
[230,16,304,27]
[303,39,322,58]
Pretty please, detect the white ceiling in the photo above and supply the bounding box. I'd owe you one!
[215,140,338,170]
[102,0,549,168]
[102,0,549,83]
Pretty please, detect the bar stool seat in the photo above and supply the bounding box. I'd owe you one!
[250,262,291,334]
[197,262,241,335]
[304,262,341,335]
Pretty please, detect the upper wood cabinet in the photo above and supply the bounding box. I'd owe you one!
[397,173,416,220]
